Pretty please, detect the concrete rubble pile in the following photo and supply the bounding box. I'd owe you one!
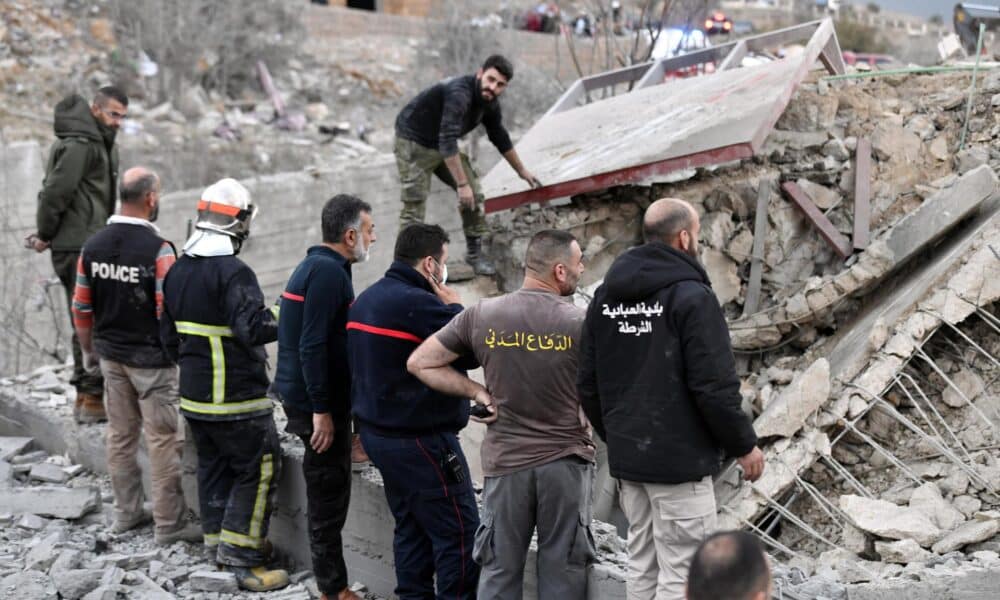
[0,367,383,600]
[490,69,1000,596]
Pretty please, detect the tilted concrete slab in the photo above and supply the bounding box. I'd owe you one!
[482,20,841,212]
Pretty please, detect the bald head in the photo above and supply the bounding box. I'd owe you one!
[643,197,700,257]
[119,166,161,221]
[687,531,770,600]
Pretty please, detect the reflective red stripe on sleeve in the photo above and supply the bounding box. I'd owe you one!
[346,321,424,344]
[282,291,305,302]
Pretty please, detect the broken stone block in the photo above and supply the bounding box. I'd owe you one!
[796,178,840,210]
[18,513,46,530]
[0,462,12,489]
[909,482,965,532]
[842,522,869,554]
[700,249,740,306]
[954,495,983,518]
[838,494,942,547]
[31,370,64,393]
[753,359,830,438]
[939,471,971,497]
[2,486,100,519]
[25,531,67,571]
[931,519,1000,554]
[904,114,936,140]
[875,539,933,564]
[11,450,48,465]
[0,570,58,599]
[871,122,921,163]
[955,147,989,174]
[0,437,33,461]
[941,368,985,409]
[928,136,949,162]
[30,462,70,484]
[189,570,239,593]
[52,569,104,600]
[822,138,850,161]
[726,228,753,262]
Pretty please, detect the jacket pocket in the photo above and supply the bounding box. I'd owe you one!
[472,510,495,566]
[568,512,597,566]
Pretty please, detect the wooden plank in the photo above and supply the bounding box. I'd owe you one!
[853,138,872,250]
[742,182,771,318]
[782,181,853,259]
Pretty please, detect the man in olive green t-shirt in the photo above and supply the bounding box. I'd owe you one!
[408,229,596,599]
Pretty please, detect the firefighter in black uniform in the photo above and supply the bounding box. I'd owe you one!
[160,178,288,592]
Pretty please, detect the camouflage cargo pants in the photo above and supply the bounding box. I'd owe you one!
[394,136,488,239]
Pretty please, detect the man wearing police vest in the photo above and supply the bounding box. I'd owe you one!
[160,178,288,592]
[72,167,201,545]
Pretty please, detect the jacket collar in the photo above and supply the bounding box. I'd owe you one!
[308,245,353,277]
[386,260,433,293]
[108,214,160,234]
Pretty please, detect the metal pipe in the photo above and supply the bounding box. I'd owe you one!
[823,64,1000,81]
[959,23,988,151]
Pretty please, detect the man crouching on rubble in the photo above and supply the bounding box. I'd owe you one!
[394,54,541,276]
[578,198,765,600]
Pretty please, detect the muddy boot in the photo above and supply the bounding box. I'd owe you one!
[154,521,204,545]
[351,433,369,465]
[111,509,152,534]
[465,236,496,276]
[231,566,290,592]
[75,392,107,424]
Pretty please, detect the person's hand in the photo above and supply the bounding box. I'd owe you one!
[737,447,765,482]
[519,170,542,189]
[470,388,498,425]
[429,274,461,305]
[457,184,476,210]
[24,234,49,253]
[82,351,100,373]
[311,412,334,453]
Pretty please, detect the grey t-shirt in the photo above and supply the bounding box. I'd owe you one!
[436,288,596,477]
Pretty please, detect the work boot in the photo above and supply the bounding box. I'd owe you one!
[111,509,152,534]
[74,392,107,424]
[155,521,204,545]
[231,566,290,592]
[320,589,364,600]
[351,434,369,465]
[465,236,496,276]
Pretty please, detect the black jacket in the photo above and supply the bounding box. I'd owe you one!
[348,261,474,436]
[395,74,513,157]
[577,242,757,484]
[161,254,278,421]
[80,222,173,368]
[272,246,354,417]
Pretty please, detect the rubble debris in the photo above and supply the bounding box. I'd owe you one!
[909,482,965,532]
[754,358,831,439]
[932,519,1000,554]
[1,486,100,520]
[0,437,33,461]
[188,570,239,593]
[839,494,942,547]
[875,539,933,564]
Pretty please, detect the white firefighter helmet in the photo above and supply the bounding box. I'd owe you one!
[195,178,257,241]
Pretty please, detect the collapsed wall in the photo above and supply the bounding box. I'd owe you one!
[487,69,1000,594]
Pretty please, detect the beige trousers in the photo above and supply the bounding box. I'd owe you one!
[619,476,718,600]
[102,359,186,534]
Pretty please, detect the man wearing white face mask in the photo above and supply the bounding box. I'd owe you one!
[347,223,481,599]
[273,194,376,600]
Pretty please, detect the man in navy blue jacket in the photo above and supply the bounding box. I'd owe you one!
[348,223,480,600]
[272,194,376,600]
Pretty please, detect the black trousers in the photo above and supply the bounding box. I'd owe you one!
[286,408,352,594]
[51,250,103,396]
[186,414,282,567]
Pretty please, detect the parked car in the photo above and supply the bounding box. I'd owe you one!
[704,11,733,35]
[732,20,755,35]
[842,51,896,68]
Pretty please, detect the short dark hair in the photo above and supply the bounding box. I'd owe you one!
[394,223,450,267]
[94,85,129,107]
[524,229,576,274]
[322,194,372,243]
[687,531,770,600]
[482,55,514,81]
[643,200,692,243]
[120,173,158,204]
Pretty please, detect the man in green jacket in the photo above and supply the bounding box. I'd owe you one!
[29,86,127,423]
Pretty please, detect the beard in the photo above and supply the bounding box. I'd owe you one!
[352,239,370,263]
[149,203,159,223]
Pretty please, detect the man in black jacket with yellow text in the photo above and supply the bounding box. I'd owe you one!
[578,198,764,600]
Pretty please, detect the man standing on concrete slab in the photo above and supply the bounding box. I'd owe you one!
[394,54,541,277]
[408,229,596,599]
[161,179,288,592]
[272,195,376,600]
[72,167,200,545]
[686,531,771,600]
[349,223,480,599]
[577,198,765,600]
[31,86,129,424]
